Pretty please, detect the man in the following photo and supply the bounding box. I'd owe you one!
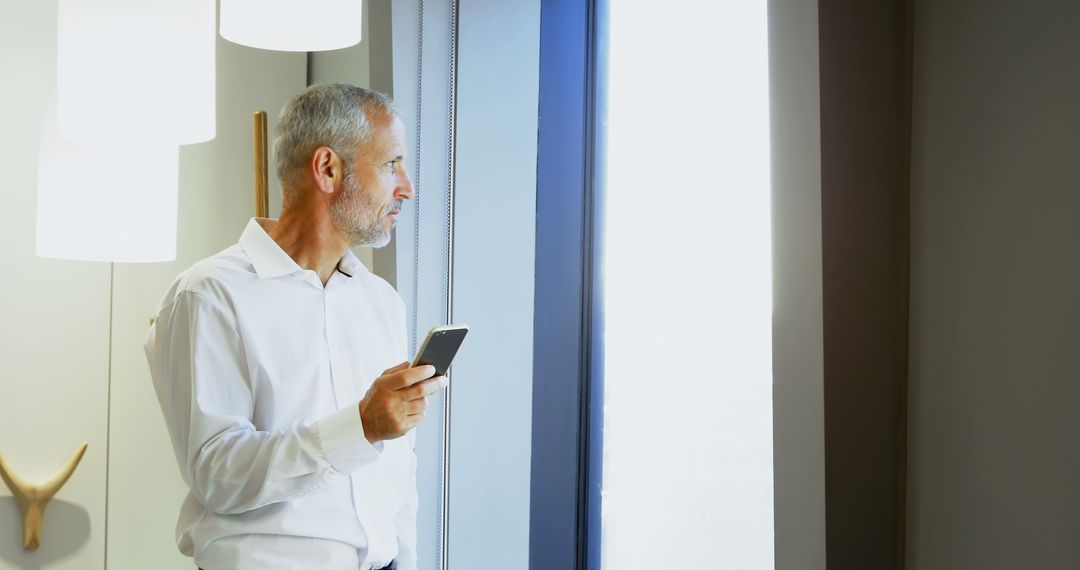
[144,84,444,570]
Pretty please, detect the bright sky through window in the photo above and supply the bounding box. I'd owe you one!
[601,1,775,568]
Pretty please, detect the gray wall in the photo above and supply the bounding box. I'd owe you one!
[906,0,1080,568]
[817,0,910,568]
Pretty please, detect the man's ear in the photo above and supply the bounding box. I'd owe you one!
[310,146,342,195]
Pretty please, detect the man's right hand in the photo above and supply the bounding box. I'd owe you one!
[359,361,448,444]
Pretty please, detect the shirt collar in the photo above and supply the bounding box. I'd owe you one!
[239,218,368,281]
[240,218,301,279]
[336,248,368,279]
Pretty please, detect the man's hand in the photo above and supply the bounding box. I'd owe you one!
[359,361,447,444]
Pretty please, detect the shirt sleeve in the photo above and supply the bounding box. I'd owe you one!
[145,288,382,516]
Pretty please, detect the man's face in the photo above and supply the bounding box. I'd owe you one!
[331,113,414,248]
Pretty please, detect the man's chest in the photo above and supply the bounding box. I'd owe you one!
[229,285,405,429]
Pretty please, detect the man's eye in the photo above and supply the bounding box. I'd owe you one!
[386,160,397,171]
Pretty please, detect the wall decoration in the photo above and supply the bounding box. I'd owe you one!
[0,443,88,550]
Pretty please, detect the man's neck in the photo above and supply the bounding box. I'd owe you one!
[265,202,350,287]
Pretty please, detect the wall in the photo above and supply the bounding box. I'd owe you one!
[105,38,304,570]
[768,0,828,568]
[307,0,376,273]
[0,3,108,569]
[817,0,910,568]
[0,2,305,568]
[0,3,836,569]
[906,1,1080,568]
[306,0,397,284]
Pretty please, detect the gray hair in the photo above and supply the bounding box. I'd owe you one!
[273,83,398,201]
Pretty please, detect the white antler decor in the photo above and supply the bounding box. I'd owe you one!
[0,443,88,550]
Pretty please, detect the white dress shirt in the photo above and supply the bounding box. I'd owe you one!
[144,218,417,570]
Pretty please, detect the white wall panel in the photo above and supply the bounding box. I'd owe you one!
[104,34,305,570]
[0,1,109,569]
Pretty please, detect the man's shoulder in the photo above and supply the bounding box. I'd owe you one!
[163,244,251,308]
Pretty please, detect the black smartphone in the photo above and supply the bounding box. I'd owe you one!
[411,324,469,376]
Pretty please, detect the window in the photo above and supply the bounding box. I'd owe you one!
[600,1,775,567]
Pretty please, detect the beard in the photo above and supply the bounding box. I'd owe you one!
[330,171,397,248]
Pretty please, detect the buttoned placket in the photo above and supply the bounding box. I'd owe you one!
[321,271,371,561]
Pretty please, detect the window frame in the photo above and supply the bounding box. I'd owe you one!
[529,0,606,568]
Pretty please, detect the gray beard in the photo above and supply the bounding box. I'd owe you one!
[331,174,393,248]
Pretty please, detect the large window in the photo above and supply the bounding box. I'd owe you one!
[600,1,775,567]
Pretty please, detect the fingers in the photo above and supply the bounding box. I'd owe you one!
[401,376,447,401]
[382,361,411,375]
[384,364,437,389]
[362,366,445,442]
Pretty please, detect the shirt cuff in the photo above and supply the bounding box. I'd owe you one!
[315,404,382,474]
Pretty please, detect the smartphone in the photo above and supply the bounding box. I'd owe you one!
[411,324,470,376]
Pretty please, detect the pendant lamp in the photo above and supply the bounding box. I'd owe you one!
[220,0,363,52]
[57,0,216,144]
[36,97,179,263]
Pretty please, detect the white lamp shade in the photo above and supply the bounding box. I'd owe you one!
[220,0,363,52]
[36,98,179,263]
[57,0,216,145]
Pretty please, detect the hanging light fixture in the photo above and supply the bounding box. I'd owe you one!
[36,97,179,263]
[57,0,216,144]
[220,0,363,52]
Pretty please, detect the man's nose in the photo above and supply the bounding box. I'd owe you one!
[395,170,415,201]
